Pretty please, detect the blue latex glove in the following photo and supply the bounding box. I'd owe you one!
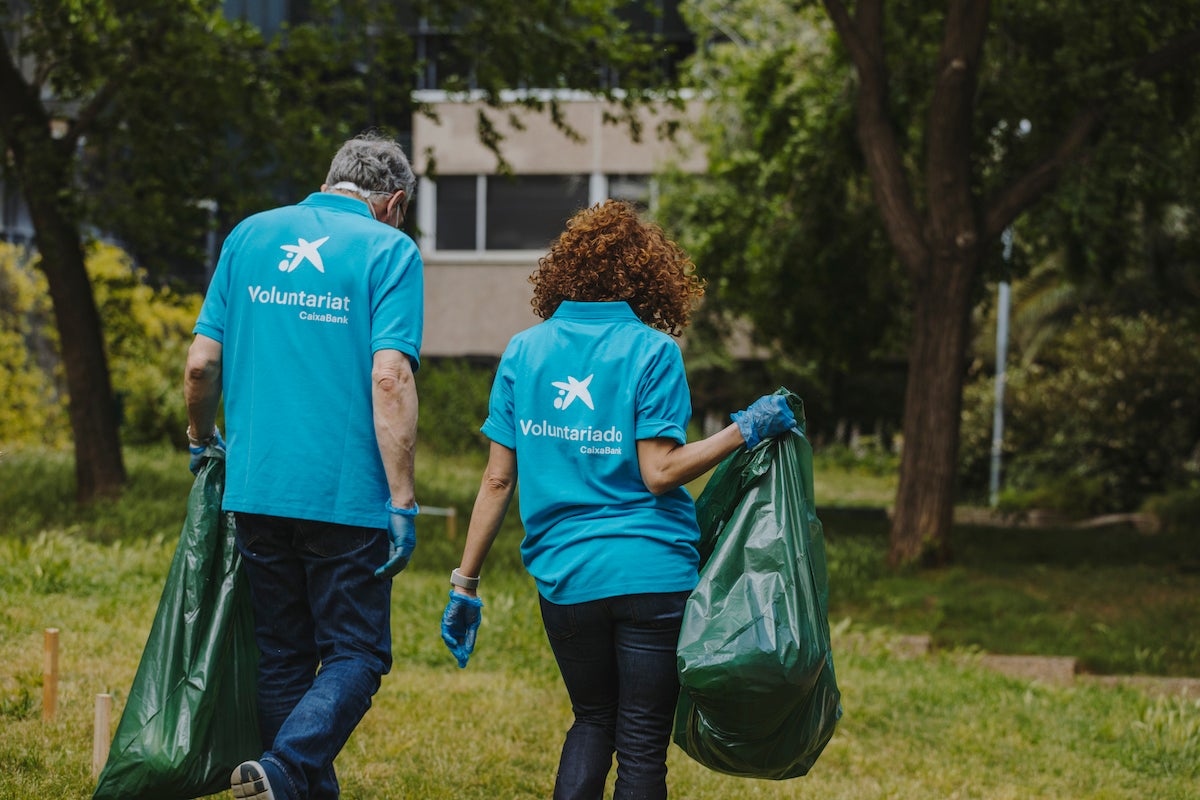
[188,427,226,474]
[441,590,483,668]
[731,395,796,449]
[375,501,418,578]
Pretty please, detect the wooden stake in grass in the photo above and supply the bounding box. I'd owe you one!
[422,505,459,540]
[93,693,112,778]
[42,628,59,722]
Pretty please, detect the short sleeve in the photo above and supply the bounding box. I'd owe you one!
[481,345,518,448]
[634,340,691,444]
[193,225,239,342]
[370,238,424,368]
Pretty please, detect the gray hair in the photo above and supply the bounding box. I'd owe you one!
[325,132,416,199]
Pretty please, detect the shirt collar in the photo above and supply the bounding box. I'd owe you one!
[551,301,640,323]
[300,191,373,218]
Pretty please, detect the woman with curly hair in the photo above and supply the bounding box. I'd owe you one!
[440,200,793,799]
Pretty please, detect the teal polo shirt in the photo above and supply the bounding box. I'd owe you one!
[194,192,423,528]
[483,301,701,604]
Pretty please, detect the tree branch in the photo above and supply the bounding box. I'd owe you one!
[985,26,1200,239]
[822,0,930,275]
[64,14,177,145]
[926,0,989,246]
[819,0,869,68]
[64,78,121,143]
[1134,28,1200,80]
[0,31,47,141]
[983,108,1103,240]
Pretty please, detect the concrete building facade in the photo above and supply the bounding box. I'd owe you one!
[413,90,704,358]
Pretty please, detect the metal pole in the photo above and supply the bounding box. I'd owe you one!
[989,228,1013,507]
[195,199,218,285]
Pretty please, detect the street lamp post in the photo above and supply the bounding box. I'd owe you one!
[988,227,1013,507]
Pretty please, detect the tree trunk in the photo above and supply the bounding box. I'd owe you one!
[888,251,977,567]
[31,200,128,502]
[1,54,127,503]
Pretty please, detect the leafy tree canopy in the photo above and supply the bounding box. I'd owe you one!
[661,0,1199,564]
[659,2,905,426]
[0,0,694,500]
[665,0,1200,386]
[3,0,685,282]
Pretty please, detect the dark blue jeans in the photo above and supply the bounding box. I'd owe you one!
[235,514,393,800]
[539,591,689,800]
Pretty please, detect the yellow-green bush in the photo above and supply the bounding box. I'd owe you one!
[0,245,65,446]
[88,245,202,445]
[0,243,201,448]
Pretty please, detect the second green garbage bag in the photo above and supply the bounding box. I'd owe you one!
[93,446,260,800]
[673,390,842,780]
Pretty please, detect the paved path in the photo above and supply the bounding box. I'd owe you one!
[851,633,1200,698]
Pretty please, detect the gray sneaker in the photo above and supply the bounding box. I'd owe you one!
[231,760,276,800]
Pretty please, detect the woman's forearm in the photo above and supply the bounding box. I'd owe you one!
[637,424,745,496]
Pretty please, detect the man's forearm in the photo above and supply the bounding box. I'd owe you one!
[373,350,418,508]
[185,335,223,440]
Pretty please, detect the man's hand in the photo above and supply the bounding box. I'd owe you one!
[376,501,418,578]
[188,427,226,475]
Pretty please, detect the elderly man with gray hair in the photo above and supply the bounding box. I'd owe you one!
[185,131,423,800]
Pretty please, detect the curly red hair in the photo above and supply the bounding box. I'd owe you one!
[530,200,705,336]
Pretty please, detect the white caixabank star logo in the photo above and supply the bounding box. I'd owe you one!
[552,374,594,411]
[278,236,331,273]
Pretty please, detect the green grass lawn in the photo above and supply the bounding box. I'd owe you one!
[819,509,1200,677]
[1,445,1198,798]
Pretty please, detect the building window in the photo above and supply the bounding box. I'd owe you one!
[607,174,652,211]
[434,176,478,250]
[221,0,299,36]
[0,181,34,244]
[486,175,589,251]
[428,173,654,253]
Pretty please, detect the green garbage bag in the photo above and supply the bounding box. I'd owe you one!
[93,446,260,800]
[673,390,842,780]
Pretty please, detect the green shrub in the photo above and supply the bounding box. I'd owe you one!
[957,376,996,505]
[89,244,203,446]
[994,475,1109,518]
[0,243,201,448]
[817,440,899,478]
[414,358,495,455]
[1142,487,1200,535]
[961,311,1200,513]
[0,245,66,446]
[825,533,889,589]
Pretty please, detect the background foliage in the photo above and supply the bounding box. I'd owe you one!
[0,243,199,450]
[960,310,1200,514]
[0,244,64,446]
[5,231,1198,519]
[659,0,1200,520]
[659,4,906,433]
[90,246,202,447]
[414,358,495,457]
[4,0,1199,522]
